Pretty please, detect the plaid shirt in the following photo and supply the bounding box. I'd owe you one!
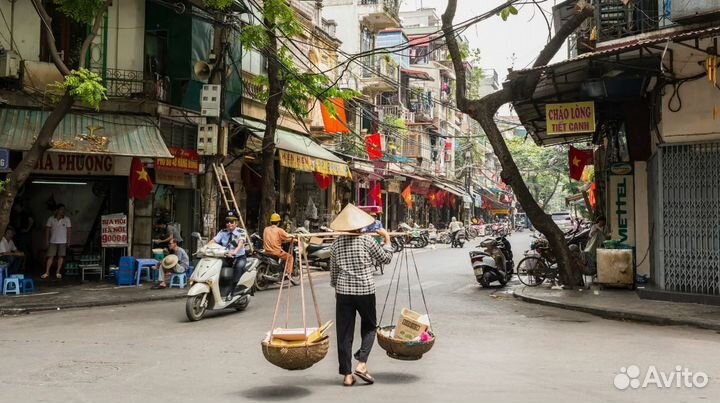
[330,235,393,295]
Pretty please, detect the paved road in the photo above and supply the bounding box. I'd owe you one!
[1,233,718,403]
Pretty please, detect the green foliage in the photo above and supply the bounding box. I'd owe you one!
[203,0,234,10]
[507,136,568,207]
[50,68,107,110]
[239,0,356,120]
[498,5,519,21]
[0,178,9,194]
[52,0,105,25]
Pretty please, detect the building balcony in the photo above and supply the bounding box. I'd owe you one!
[358,0,401,31]
[95,68,171,102]
[360,56,399,94]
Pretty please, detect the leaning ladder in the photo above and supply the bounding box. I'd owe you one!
[212,162,253,253]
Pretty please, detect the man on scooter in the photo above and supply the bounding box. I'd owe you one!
[449,217,463,244]
[263,213,295,276]
[207,210,247,299]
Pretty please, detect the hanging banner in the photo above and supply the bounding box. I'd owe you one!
[155,147,200,173]
[279,150,350,178]
[608,163,635,246]
[545,101,596,135]
[101,213,128,248]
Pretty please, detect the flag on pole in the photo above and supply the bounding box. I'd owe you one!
[401,184,413,209]
[569,146,594,180]
[129,157,154,200]
[365,133,383,160]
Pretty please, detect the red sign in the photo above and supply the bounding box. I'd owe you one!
[156,148,200,173]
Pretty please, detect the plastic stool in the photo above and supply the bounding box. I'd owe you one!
[20,278,36,293]
[3,277,21,295]
[169,273,187,289]
[9,274,24,279]
[139,266,152,281]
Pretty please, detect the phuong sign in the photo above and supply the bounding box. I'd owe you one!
[545,101,596,135]
[608,163,635,246]
[101,213,128,248]
[33,153,131,176]
[155,147,200,173]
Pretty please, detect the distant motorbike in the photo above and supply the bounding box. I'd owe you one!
[296,226,333,271]
[250,233,301,291]
[398,224,429,248]
[186,234,259,321]
[451,230,465,248]
[469,236,514,287]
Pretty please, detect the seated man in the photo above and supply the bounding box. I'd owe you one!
[0,228,25,275]
[208,211,247,299]
[263,213,294,274]
[152,239,189,289]
[152,219,183,248]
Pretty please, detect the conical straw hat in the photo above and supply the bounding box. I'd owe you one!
[161,254,179,269]
[330,203,375,231]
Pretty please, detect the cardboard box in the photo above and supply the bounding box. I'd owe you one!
[395,308,429,340]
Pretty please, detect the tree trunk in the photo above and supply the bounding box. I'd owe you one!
[442,1,594,287]
[0,1,111,234]
[541,173,563,209]
[258,15,282,231]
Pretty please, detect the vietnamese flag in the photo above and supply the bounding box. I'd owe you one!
[314,172,332,190]
[401,184,413,209]
[370,182,382,206]
[436,190,445,208]
[569,146,594,180]
[129,157,154,200]
[320,98,350,134]
[365,133,383,160]
[428,190,437,208]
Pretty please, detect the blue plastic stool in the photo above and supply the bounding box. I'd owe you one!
[139,266,152,281]
[169,273,187,289]
[20,278,36,293]
[3,277,21,295]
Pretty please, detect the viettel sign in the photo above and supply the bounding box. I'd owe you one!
[545,101,596,136]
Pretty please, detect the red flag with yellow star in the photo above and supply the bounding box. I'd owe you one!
[129,157,154,200]
[401,184,413,209]
[314,172,332,190]
[569,146,594,180]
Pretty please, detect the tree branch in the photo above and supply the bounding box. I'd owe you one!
[79,0,113,69]
[31,0,70,76]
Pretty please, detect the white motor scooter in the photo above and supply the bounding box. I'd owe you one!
[185,234,259,321]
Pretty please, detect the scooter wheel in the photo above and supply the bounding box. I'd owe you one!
[186,294,207,321]
[290,268,301,285]
[254,264,270,291]
[234,296,249,311]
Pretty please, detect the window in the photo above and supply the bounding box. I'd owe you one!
[39,1,88,70]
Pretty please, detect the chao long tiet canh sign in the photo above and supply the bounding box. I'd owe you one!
[545,101,596,136]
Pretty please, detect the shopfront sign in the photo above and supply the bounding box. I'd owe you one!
[155,171,187,187]
[387,182,401,193]
[545,101,596,136]
[0,148,9,172]
[33,153,131,176]
[155,147,200,174]
[279,150,350,177]
[608,163,635,246]
[101,213,128,248]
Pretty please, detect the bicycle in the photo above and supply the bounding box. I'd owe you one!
[516,239,560,287]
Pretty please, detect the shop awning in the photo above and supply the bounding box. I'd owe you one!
[401,68,434,81]
[0,109,172,158]
[432,179,469,198]
[234,118,351,178]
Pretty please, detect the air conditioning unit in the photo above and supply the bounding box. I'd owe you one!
[0,50,20,79]
[671,0,720,23]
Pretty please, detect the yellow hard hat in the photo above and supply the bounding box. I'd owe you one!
[270,213,281,223]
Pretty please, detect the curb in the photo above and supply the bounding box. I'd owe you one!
[512,288,720,332]
[0,293,187,316]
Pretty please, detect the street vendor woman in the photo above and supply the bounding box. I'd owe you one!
[329,203,393,387]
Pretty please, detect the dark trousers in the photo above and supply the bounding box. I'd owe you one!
[336,293,377,375]
[231,256,247,289]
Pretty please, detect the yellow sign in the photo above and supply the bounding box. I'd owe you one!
[279,150,350,178]
[491,209,510,216]
[545,101,596,135]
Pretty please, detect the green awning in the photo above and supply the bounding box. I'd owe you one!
[234,117,351,177]
[0,109,172,158]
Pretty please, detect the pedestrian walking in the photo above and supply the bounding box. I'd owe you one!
[329,204,393,387]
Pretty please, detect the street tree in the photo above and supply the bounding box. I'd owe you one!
[239,0,355,230]
[506,137,568,210]
[441,1,594,287]
[0,0,112,235]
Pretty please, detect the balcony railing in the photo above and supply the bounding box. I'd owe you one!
[95,68,170,102]
[594,0,661,42]
[359,0,399,17]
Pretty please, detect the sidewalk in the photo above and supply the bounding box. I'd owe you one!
[0,282,186,315]
[512,284,720,331]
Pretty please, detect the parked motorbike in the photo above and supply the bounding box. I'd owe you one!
[398,223,429,248]
[186,235,259,321]
[450,230,465,248]
[469,236,514,287]
[295,226,334,271]
[250,233,301,291]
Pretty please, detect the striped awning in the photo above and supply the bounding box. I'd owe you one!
[0,108,172,158]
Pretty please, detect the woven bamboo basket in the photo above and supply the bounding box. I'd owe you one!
[376,326,435,361]
[261,337,330,370]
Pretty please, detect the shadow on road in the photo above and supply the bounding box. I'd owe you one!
[371,371,421,384]
[240,385,312,401]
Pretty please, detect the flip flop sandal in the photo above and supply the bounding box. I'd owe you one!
[343,377,356,387]
[41,274,49,279]
[354,370,374,384]
[56,273,62,279]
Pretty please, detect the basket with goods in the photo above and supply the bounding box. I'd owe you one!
[261,237,332,370]
[377,247,435,360]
